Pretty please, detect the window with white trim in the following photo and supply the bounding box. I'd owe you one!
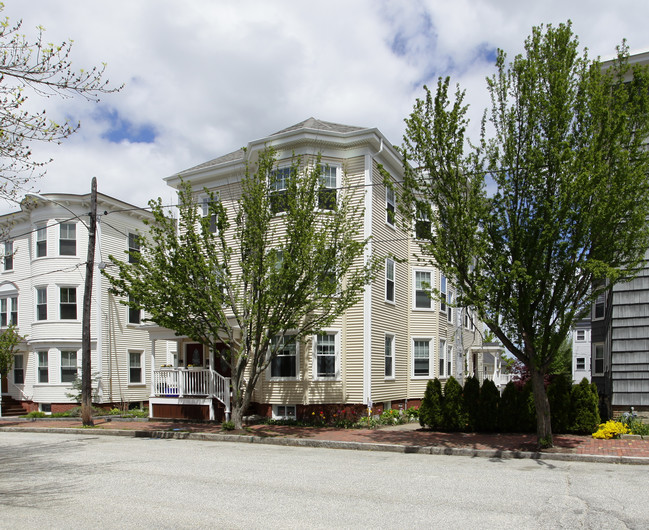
[440,274,447,312]
[0,296,17,326]
[576,357,586,371]
[200,196,218,233]
[273,404,296,420]
[60,287,77,320]
[415,207,432,240]
[593,292,605,320]
[38,351,49,383]
[412,338,432,377]
[386,187,396,226]
[270,166,293,214]
[270,334,298,379]
[4,241,13,271]
[414,270,432,309]
[13,354,23,384]
[61,351,77,383]
[59,223,76,256]
[128,294,141,324]
[129,351,143,384]
[385,333,395,379]
[36,224,47,257]
[385,258,395,303]
[318,164,337,210]
[128,233,141,263]
[593,343,604,375]
[576,329,585,341]
[438,340,452,378]
[314,332,339,380]
[36,287,47,321]
[447,290,454,323]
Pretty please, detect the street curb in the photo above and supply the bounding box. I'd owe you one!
[2,425,649,465]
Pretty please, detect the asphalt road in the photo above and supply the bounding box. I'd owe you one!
[1,432,648,529]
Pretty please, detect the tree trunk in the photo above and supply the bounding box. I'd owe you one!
[530,367,553,448]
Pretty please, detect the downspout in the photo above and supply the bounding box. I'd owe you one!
[95,215,103,402]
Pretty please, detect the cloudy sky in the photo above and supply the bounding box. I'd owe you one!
[1,0,648,213]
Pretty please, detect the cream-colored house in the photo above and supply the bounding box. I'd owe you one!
[148,118,484,421]
[0,191,173,415]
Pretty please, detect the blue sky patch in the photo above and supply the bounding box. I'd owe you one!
[96,107,157,144]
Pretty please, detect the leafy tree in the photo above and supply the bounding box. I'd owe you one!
[477,378,500,432]
[0,325,25,414]
[463,375,480,431]
[0,7,121,202]
[441,376,465,432]
[571,378,600,434]
[400,22,649,447]
[419,378,443,430]
[105,147,376,429]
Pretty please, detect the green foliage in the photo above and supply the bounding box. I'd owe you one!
[221,420,235,431]
[104,147,377,429]
[547,373,573,433]
[419,378,443,430]
[624,417,649,436]
[64,372,101,404]
[0,325,25,377]
[404,406,419,421]
[477,378,500,432]
[498,381,519,433]
[441,376,465,432]
[400,22,649,445]
[0,7,121,202]
[378,408,407,426]
[519,382,537,433]
[24,411,47,418]
[463,376,480,431]
[571,378,601,434]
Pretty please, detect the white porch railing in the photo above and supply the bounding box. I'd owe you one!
[153,368,230,412]
[478,372,514,387]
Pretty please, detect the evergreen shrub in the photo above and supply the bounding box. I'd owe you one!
[571,378,600,434]
[477,378,500,432]
[463,376,480,432]
[441,376,465,432]
[419,378,443,430]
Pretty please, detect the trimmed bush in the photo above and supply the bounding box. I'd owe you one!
[571,378,600,434]
[419,378,443,430]
[499,381,519,433]
[463,376,480,432]
[477,378,500,432]
[519,381,536,433]
[441,376,466,432]
[547,373,572,434]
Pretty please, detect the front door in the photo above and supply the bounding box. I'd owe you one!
[186,343,204,367]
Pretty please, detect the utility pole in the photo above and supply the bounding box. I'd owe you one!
[81,177,97,426]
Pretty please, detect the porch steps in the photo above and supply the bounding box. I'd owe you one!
[1,395,26,416]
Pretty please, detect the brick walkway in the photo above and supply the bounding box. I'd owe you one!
[1,417,648,459]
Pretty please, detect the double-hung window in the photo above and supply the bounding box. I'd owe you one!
[60,287,77,320]
[4,241,13,271]
[414,270,432,309]
[438,341,452,378]
[36,287,47,320]
[440,274,447,312]
[13,354,24,384]
[413,339,431,377]
[415,207,432,240]
[60,223,76,256]
[447,290,454,323]
[270,334,298,379]
[385,334,395,379]
[593,343,604,375]
[386,187,396,226]
[385,258,395,303]
[576,329,585,341]
[38,351,49,383]
[594,293,605,320]
[314,332,338,379]
[200,196,218,233]
[318,164,337,210]
[270,167,292,214]
[1,296,17,326]
[128,294,141,324]
[128,233,141,263]
[576,357,586,371]
[129,351,143,384]
[36,224,47,257]
[61,351,77,383]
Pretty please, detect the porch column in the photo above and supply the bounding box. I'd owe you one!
[149,338,156,419]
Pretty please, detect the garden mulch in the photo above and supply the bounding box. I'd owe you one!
[1,417,648,460]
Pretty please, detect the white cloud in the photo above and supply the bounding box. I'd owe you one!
[0,0,647,213]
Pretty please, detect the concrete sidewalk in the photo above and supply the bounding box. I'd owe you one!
[1,417,648,465]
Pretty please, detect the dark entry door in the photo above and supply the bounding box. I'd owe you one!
[186,343,204,367]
